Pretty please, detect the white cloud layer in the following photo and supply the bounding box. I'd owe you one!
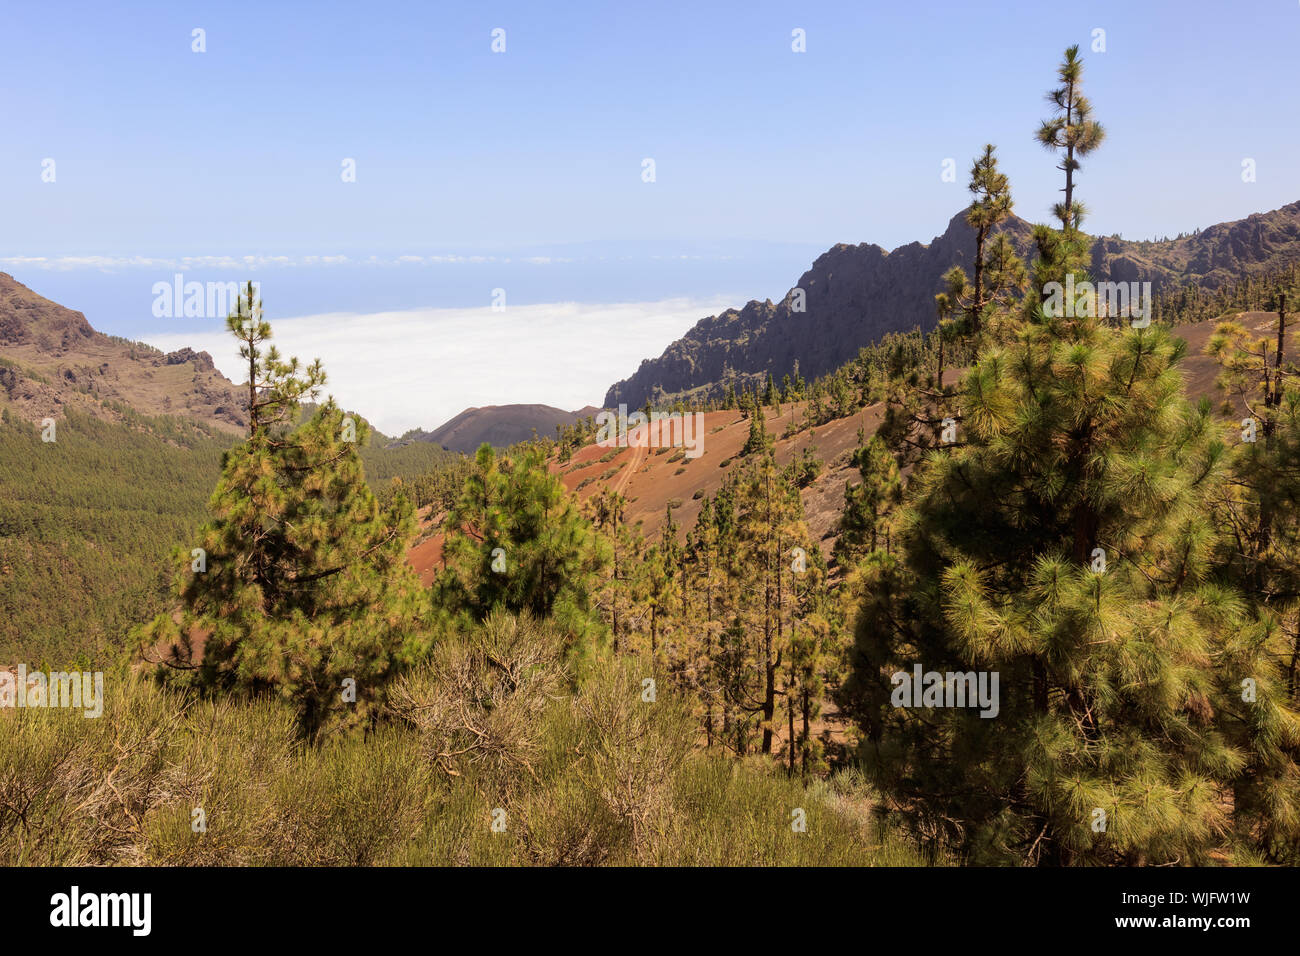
[143,297,731,436]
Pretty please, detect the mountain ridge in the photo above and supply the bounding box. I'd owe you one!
[402,403,601,453]
[0,273,605,453]
[604,200,1300,409]
[0,271,247,435]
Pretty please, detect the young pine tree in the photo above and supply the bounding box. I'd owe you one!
[434,444,607,647]
[834,434,903,569]
[1206,290,1300,861]
[845,289,1299,863]
[936,145,1021,341]
[1025,46,1105,321]
[1035,45,1106,235]
[141,287,425,739]
[743,404,773,456]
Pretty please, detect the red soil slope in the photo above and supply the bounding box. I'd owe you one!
[405,312,1294,585]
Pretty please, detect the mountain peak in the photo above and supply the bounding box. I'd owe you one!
[0,274,246,434]
[604,201,1300,409]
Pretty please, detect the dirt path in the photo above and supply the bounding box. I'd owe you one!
[611,440,647,497]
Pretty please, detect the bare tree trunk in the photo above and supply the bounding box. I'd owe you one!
[761,476,779,755]
[704,549,714,747]
[787,677,796,777]
[801,688,812,778]
[1063,79,1075,230]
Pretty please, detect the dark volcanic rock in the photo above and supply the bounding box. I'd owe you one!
[606,201,1300,409]
[604,209,1034,408]
[164,347,215,371]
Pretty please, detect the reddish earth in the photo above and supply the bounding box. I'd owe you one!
[403,402,882,586]
[407,506,447,587]
[552,403,881,556]
[1173,312,1287,416]
[404,313,1295,585]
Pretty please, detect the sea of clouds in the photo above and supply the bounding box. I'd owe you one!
[144,295,735,436]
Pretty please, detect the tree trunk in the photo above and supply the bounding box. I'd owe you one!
[787,678,796,777]
[1063,79,1075,231]
[801,688,811,778]
[704,549,714,747]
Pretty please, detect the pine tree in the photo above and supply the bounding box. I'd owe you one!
[643,503,682,664]
[787,579,834,778]
[848,298,1266,862]
[140,288,425,739]
[834,434,902,568]
[791,360,806,399]
[732,453,816,755]
[887,148,1028,463]
[935,145,1025,341]
[434,444,607,645]
[591,490,640,652]
[686,496,727,746]
[743,405,772,456]
[1207,289,1296,455]
[845,70,1300,861]
[1035,45,1105,235]
[965,145,1014,333]
[227,281,325,437]
[1025,46,1105,322]
[1206,288,1300,861]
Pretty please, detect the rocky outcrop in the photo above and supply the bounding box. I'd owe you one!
[0,272,246,434]
[606,201,1300,409]
[0,273,95,347]
[604,210,1034,407]
[163,347,216,371]
[1090,201,1300,290]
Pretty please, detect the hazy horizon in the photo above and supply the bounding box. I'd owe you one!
[6,0,1297,426]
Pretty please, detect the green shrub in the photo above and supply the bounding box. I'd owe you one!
[0,628,929,868]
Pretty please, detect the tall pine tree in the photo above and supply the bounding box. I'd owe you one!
[141,286,426,738]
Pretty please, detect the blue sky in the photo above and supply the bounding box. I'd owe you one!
[2,0,1297,431]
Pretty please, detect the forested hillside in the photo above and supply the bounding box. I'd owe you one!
[0,404,452,663]
[0,408,228,662]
